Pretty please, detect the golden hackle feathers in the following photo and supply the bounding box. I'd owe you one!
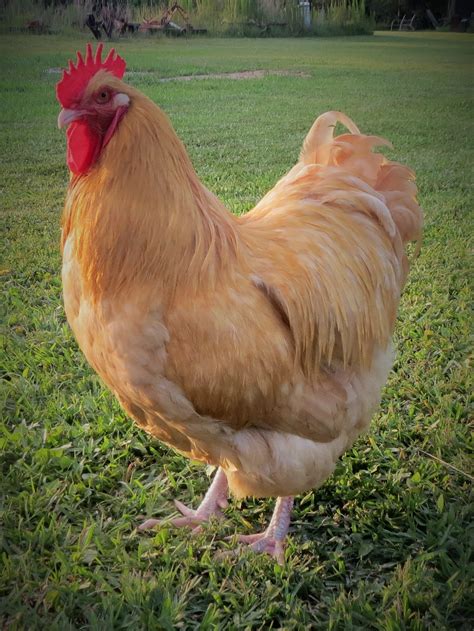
[62,74,239,303]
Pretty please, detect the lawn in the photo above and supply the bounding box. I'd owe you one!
[1,31,473,629]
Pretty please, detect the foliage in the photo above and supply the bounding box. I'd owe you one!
[0,0,375,37]
[365,0,399,24]
[313,0,374,36]
[0,0,93,33]
[1,31,473,629]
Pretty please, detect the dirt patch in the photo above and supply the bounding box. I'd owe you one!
[48,68,310,81]
[157,69,310,81]
[159,69,310,81]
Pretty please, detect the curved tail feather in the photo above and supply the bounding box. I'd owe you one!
[300,111,423,247]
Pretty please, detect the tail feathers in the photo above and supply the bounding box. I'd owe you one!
[376,164,422,245]
[300,111,361,164]
[300,111,423,247]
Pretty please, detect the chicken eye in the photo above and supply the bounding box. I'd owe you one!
[95,89,111,104]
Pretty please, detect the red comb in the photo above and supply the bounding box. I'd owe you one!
[56,43,126,108]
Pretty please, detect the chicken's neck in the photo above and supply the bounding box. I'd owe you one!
[62,91,239,302]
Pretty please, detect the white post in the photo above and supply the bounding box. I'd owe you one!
[300,1,312,31]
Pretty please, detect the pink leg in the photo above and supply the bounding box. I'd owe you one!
[233,496,294,564]
[139,468,228,533]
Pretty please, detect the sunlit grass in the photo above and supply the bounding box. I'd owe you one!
[1,31,473,629]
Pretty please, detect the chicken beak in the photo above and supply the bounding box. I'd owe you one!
[57,108,84,129]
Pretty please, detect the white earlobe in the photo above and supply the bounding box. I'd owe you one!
[113,93,130,108]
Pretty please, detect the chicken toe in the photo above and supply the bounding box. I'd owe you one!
[138,468,228,532]
[230,496,294,564]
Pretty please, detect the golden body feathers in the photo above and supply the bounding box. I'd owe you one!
[62,79,422,498]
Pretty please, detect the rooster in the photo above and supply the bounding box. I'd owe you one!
[57,44,422,563]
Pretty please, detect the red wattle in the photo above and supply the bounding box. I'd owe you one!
[66,120,101,175]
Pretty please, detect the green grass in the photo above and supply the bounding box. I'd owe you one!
[1,31,473,629]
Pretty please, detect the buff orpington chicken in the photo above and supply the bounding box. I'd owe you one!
[57,44,422,563]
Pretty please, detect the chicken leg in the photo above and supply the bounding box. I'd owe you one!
[232,496,294,564]
[138,467,228,533]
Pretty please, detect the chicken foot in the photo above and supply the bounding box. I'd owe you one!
[231,496,294,564]
[138,467,228,533]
